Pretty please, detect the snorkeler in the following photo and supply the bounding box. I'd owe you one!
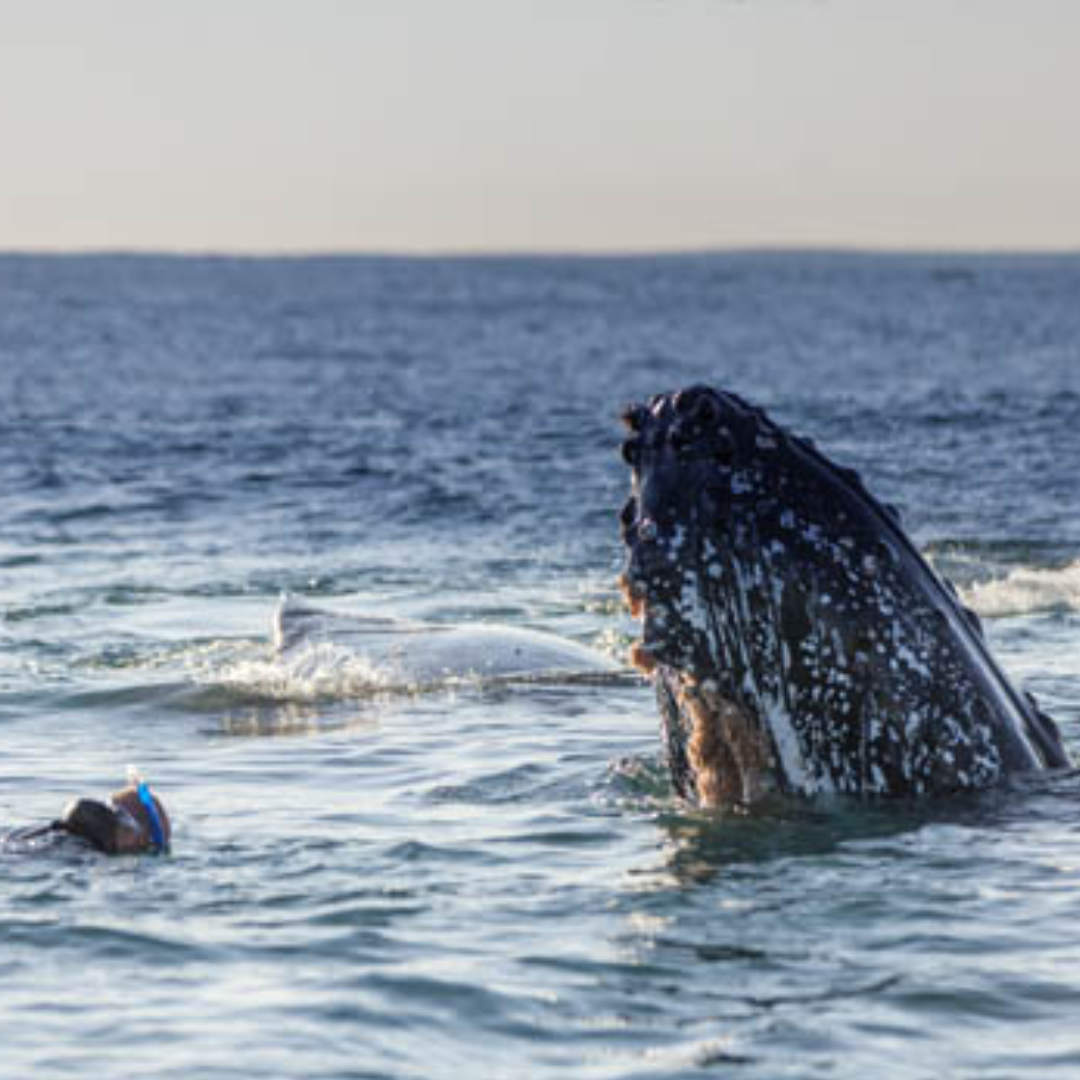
[6,768,170,855]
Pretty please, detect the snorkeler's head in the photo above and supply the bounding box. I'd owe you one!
[61,781,170,855]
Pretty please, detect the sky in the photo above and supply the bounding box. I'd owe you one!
[1,0,1078,253]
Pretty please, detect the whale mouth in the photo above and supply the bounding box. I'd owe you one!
[618,571,681,677]
[622,570,660,669]
[620,565,775,807]
[670,676,775,806]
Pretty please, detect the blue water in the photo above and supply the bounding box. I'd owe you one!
[3,252,1080,1078]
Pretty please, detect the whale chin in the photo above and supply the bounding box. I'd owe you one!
[652,666,778,807]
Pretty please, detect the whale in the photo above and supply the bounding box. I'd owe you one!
[618,386,1069,806]
[272,595,622,690]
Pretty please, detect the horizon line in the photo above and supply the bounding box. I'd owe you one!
[2,243,1080,261]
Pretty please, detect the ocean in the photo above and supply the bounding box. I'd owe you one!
[2,252,1080,1078]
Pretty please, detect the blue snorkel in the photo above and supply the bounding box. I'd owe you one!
[137,782,167,852]
[128,766,168,853]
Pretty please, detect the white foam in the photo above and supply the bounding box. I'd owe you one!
[960,560,1080,618]
[194,641,393,703]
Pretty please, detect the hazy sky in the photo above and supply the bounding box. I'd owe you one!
[2,1,1077,252]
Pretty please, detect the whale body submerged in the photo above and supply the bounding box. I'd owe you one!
[619,386,1070,806]
[273,596,621,690]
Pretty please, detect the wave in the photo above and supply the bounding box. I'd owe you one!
[959,560,1080,618]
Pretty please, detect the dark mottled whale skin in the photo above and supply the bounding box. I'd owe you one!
[618,386,1069,807]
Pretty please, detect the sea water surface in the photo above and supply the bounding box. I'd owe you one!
[2,252,1080,1078]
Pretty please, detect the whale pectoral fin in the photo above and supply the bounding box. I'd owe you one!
[272,595,389,655]
[272,594,312,654]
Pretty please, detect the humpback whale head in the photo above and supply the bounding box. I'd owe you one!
[619,386,1066,807]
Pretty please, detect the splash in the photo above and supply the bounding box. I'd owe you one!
[186,640,394,704]
[961,561,1080,618]
[221,643,398,702]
